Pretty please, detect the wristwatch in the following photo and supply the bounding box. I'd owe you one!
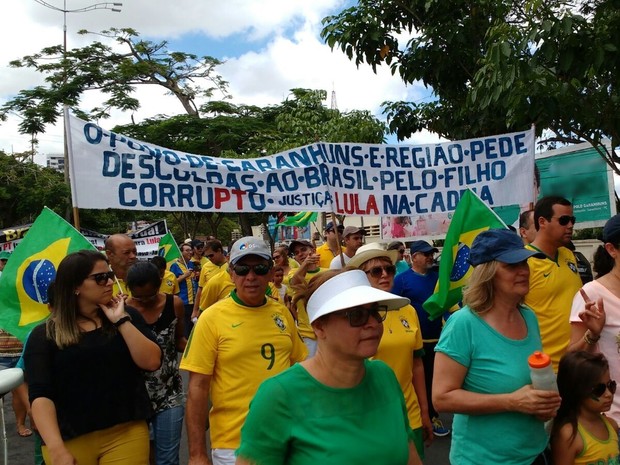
[113,315,132,328]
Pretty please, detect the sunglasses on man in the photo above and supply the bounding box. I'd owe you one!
[232,263,272,276]
[552,215,577,226]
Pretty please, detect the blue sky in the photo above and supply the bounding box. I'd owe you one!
[0,0,436,161]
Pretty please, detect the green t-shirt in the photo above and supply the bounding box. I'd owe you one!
[237,359,414,465]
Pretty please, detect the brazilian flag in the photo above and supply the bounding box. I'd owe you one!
[0,207,96,341]
[158,231,181,267]
[423,190,507,320]
[274,211,318,228]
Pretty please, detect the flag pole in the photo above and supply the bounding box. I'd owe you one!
[64,107,81,230]
[330,211,346,268]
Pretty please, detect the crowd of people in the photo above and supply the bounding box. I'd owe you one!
[3,193,620,464]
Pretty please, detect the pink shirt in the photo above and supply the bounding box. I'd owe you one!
[571,280,620,422]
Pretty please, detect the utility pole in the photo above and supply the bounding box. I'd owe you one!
[34,0,122,227]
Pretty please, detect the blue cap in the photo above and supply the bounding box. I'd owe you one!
[468,229,544,266]
[603,214,620,244]
[410,241,438,255]
[324,221,344,232]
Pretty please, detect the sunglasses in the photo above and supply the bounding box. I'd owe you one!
[591,380,617,398]
[365,265,396,278]
[398,249,405,254]
[88,271,115,286]
[332,304,388,327]
[553,215,577,226]
[232,263,271,276]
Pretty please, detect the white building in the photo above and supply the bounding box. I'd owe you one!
[46,154,64,172]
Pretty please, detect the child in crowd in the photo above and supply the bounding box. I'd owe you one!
[552,351,620,465]
[272,266,287,303]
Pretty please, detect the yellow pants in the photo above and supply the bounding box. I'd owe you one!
[42,420,149,465]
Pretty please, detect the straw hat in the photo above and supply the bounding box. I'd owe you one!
[347,242,398,269]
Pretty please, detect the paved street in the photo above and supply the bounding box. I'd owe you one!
[3,371,453,464]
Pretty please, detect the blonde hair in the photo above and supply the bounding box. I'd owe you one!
[461,261,498,314]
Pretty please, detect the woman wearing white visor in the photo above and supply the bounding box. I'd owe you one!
[236,269,422,465]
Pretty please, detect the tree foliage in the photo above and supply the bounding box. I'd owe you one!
[322,0,620,173]
[0,152,70,227]
[1,28,227,138]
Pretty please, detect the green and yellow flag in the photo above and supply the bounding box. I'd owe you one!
[158,232,181,267]
[0,207,96,341]
[423,189,507,320]
[275,211,318,228]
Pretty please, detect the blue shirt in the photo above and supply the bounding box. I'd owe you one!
[170,260,196,305]
[392,269,442,340]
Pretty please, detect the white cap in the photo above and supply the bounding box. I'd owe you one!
[306,270,409,323]
[347,242,398,269]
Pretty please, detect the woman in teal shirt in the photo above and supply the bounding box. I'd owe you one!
[434,229,561,465]
[235,269,422,465]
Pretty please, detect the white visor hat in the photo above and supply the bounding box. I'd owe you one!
[306,270,410,324]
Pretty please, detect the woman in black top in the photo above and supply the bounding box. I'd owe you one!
[126,261,186,465]
[24,250,161,465]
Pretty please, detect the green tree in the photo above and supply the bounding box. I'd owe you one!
[1,28,227,140]
[322,0,620,174]
[0,152,70,227]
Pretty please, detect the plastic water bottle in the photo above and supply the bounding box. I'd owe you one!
[528,351,558,392]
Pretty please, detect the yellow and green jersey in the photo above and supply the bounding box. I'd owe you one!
[524,245,582,371]
[372,305,424,429]
[180,293,307,448]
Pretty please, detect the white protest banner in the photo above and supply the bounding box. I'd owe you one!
[66,112,535,216]
[130,220,168,259]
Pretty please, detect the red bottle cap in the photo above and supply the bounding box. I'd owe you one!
[528,351,551,368]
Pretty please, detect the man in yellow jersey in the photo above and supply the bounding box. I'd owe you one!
[192,240,229,320]
[181,236,307,465]
[197,268,235,314]
[105,233,137,296]
[524,196,582,370]
[288,239,327,357]
[315,221,344,268]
